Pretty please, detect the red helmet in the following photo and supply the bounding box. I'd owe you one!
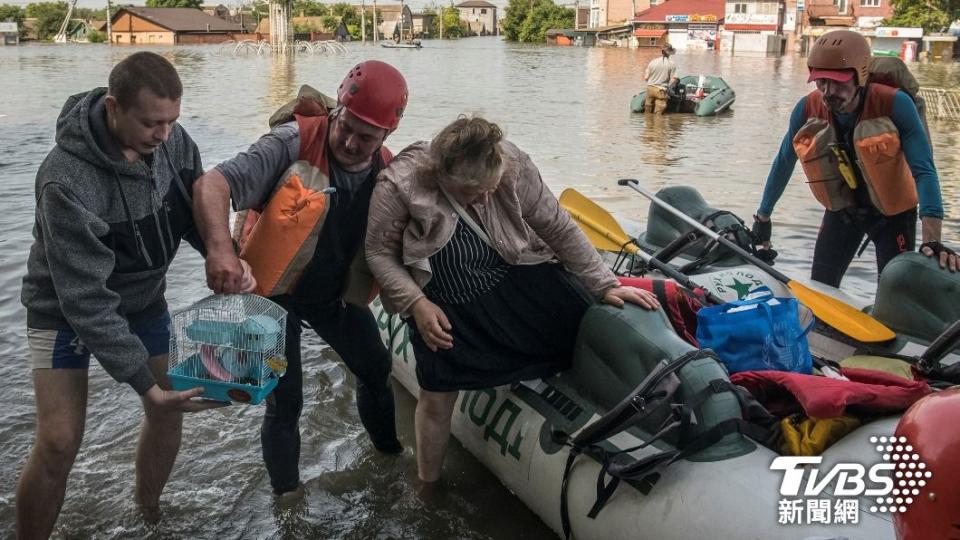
[337,60,408,132]
[894,387,960,540]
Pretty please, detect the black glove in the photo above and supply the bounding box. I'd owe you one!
[752,215,772,244]
[751,216,778,264]
[920,241,957,257]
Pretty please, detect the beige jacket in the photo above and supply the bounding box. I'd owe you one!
[365,140,619,317]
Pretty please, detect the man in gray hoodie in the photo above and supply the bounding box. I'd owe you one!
[17,52,239,539]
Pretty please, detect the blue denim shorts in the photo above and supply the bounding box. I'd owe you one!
[27,311,171,369]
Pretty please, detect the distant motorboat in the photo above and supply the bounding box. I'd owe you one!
[631,74,736,116]
[381,40,422,49]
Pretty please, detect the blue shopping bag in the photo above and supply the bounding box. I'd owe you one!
[696,286,814,374]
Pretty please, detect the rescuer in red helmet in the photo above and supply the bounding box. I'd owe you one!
[894,387,960,540]
[192,60,409,497]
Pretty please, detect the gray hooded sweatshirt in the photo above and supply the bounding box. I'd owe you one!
[21,88,205,394]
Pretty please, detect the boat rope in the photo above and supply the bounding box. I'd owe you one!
[553,349,769,539]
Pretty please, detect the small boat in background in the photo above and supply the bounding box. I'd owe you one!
[381,0,421,48]
[381,40,422,49]
[631,74,736,116]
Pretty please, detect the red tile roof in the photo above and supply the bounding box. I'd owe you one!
[633,0,726,23]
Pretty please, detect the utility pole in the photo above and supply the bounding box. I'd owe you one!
[373,0,378,43]
[106,0,112,44]
[439,5,443,39]
[361,0,366,43]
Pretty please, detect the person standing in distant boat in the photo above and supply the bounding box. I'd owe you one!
[644,44,678,115]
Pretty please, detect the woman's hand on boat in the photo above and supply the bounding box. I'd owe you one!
[412,298,454,351]
[602,286,660,310]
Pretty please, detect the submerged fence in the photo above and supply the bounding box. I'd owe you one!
[918,87,960,120]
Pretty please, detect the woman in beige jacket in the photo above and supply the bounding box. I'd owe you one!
[365,116,659,483]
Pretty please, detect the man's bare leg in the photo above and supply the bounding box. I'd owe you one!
[134,354,183,519]
[16,369,88,540]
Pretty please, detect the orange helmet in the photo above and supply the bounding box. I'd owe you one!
[893,387,960,540]
[337,60,408,133]
[807,30,871,87]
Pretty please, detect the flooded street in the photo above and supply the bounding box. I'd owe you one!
[0,38,957,538]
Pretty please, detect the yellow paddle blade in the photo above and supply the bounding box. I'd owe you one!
[561,188,897,343]
[787,280,896,343]
[559,188,639,255]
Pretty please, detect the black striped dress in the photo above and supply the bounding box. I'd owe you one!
[411,220,595,392]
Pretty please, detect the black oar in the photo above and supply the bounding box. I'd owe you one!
[618,178,896,343]
[559,188,724,305]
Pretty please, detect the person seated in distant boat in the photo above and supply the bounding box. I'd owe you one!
[365,115,660,484]
[666,76,684,101]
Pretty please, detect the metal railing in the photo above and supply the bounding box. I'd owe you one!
[918,87,960,120]
[218,39,347,56]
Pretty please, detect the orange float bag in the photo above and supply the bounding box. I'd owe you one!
[233,85,391,303]
[239,162,332,298]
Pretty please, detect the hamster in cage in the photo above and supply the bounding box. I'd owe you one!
[168,294,288,404]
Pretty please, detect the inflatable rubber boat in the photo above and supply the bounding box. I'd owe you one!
[371,187,958,540]
[375,299,913,539]
[630,75,735,116]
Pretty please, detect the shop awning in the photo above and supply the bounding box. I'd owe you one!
[635,29,667,38]
[724,23,778,31]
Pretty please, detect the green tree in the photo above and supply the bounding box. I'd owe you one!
[74,6,107,19]
[292,0,328,17]
[503,0,573,42]
[321,14,338,31]
[884,0,959,33]
[25,2,68,40]
[87,27,106,42]
[0,4,26,37]
[144,0,202,8]
[503,0,530,41]
[436,2,466,38]
[331,3,379,40]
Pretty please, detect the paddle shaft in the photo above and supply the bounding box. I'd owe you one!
[919,319,960,370]
[566,206,725,305]
[618,179,792,284]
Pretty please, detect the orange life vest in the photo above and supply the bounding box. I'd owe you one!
[792,84,918,216]
[234,92,392,303]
